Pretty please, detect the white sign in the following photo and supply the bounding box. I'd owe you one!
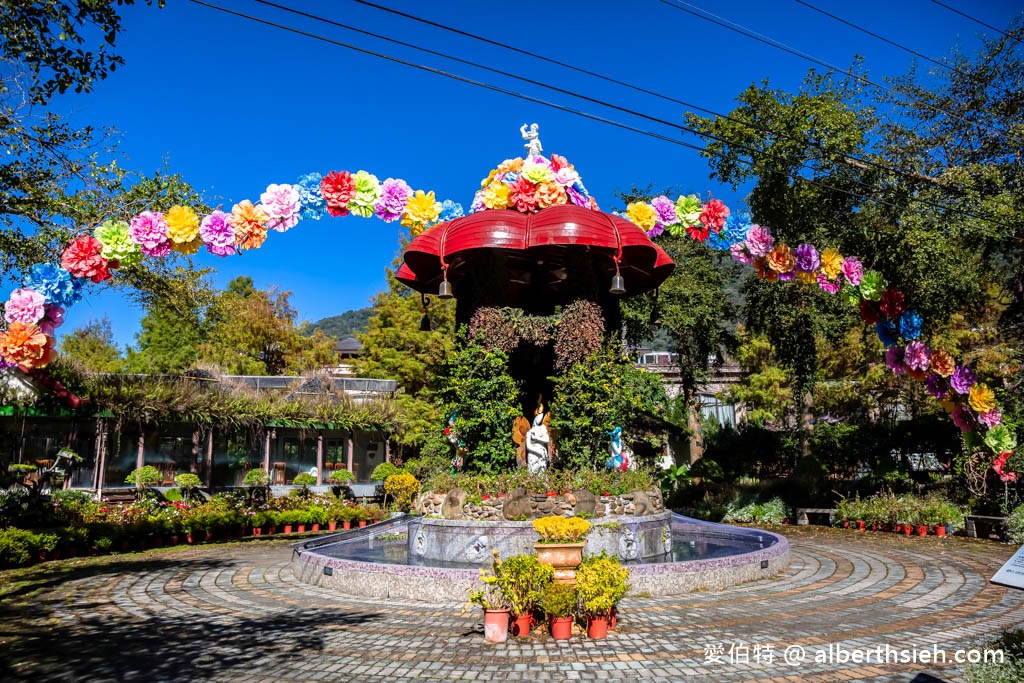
[990,545,1024,590]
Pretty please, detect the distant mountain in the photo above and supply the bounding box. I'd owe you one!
[308,308,373,340]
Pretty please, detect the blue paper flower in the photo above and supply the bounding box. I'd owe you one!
[704,229,732,251]
[876,320,899,347]
[439,200,464,222]
[899,310,923,340]
[23,264,83,308]
[295,172,326,221]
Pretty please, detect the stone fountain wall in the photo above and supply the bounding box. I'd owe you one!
[414,487,665,522]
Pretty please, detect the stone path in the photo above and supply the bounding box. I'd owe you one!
[1,526,1021,682]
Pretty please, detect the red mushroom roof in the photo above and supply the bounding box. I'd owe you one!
[396,204,673,307]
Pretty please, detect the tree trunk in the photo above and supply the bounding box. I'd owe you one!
[800,388,814,458]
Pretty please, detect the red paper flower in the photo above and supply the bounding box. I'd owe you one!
[859,300,883,324]
[993,451,1017,482]
[61,235,113,283]
[320,171,356,217]
[550,154,570,172]
[509,176,538,213]
[879,288,906,319]
[698,199,730,233]
[686,224,710,242]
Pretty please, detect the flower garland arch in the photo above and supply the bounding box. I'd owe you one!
[0,149,1014,472]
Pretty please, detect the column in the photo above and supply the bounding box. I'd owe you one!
[346,433,354,478]
[136,431,145,471]
[316,431,324,486]
[205,430,214,489]
[263,429,272,473]
[95,419,107,498]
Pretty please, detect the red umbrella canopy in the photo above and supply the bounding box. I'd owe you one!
[396,204,674,311]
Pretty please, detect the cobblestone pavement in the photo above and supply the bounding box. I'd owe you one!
[1,526,1021,682]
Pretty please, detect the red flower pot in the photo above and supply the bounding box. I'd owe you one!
[587,615,609,639]
[856,520,866,531]
[546,492,557,497]
[297,524,306,533]
[915,525,928,537]
[328,522,337,532]
[283,525,293,534]
[842,520,851,529]
[550,616,572,640]
[511,613,532,637]
[358,521,367,528]
[170,534,180,545]
[342,521,352,530]
[903,525,913,535]
[483,609,510,643]
[267,526,276,535]
[253,528,262,536]
[935,525,947,537]
[870,523,878,532]
[311,523,320,532]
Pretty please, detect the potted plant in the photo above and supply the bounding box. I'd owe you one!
[329,467,355,498]
[308,505,327,532]
[533,516,591,584]
[465,550,512,643]
[174,473,203,503]
[243,468,271,506]
[539,583,576,640]
[293,472,317,500]
[493,554,554,637]
[125,465,162,501]
[575,552,630,639]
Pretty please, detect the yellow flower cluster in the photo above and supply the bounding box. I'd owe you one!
[165,205,201,254]
[401,190,442,236]
[625,202,658,231]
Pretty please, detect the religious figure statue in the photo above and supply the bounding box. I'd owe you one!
[513,397,551,473]
[606,426,630,472]
[520,123,543,158]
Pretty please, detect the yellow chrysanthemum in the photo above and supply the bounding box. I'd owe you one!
[482,183,510,210]
[968,383,996,414]
[625,202,658,231]
[401,190,442,235]
[820,247,844,280]
[165,205,200,245]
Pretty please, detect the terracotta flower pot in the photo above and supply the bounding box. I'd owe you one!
[535,542,586,584]
[283,525,293,534]
[311,523,320,532]
[328,522,337,532]
[587,615,609,639]
[297,524,306,533]
[856,520,866,531]
[358,521,367,528]
[483,609,510,643]
[267,526,276,535]
[511,613,533,637]
[915,525,928,537]
[935,525,946,537]
[550,616,572,640]
[870,523,878,532]
[842,519,850,529]
[903,525,913,536]
[343,521,352,530]
[253,528,262,536]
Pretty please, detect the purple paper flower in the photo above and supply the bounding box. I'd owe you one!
[817,273,840,294]
[885,346,906,374]
[0,358,14,370]
[200,210,237,257]
[744,225,774,257]
[647,226,665,238]
[903,341,931,371]
[4,288,46,325]
[795,244,820,272]
[779,271,795,281]
[129,211,171,257]
[730,243,753,265]
[842,257,863,286]
[566,185,588,207]
[979,408,1002,428]
[950,365,977,395]
[374,178,413,223]
[925,374,946,399]
[651,195,678,226]
[38,305,65,335]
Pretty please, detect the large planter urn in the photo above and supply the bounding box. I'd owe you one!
[534,542,586,584]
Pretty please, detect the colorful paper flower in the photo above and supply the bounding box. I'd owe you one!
[952,404,974,432]
[992,451,1016,481]
[0,322,53,368]
[4,288,46,325]
[930,350,955,377]
[295,172,326,220]
[795,244,820,273]
[817,272,840,293]
[38,305,64,336]
[729,243,753,265]
[522,159,554,184]
[345,171,380,219]
[820,248,844,280]
[885,346,906,374]
[841,257,863,286]
[650,196,677,227]
[23,264,82,308]
[164,205,201,254]
[674,194,702,226]
[439,200,464,222]
[374,178,413,223]
[879,289,905,319]
[968,383,996,414]
[859,271,886,301]
[744,225,774,258]
[767,244,796,274]
[698,199,729,233]
[984,425,1017,454]
[401,190,442,235]
[94,219,142,266]
[61,235,114,282]
[899,310,923,339]
[925,374,947,399]
[686,222,710,242]
[481,182,510,210]
[859,300,883,324]
[229,200,269,251]
[128,211,171,257]
[626,202,658,232]
[200,211,237,257]
[260,183,301,232]
[904,341,931,371]
[566,183,589,207]
[321,171,356,217]
[950,365,977,395]
[979,408,1002,428]
[535,181,566,209]
[876,320,898,347]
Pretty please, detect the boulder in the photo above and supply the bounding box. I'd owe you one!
[631,489,653,516]
[442,488,467,519]
[571,489,597,517]
[503,487,532,520]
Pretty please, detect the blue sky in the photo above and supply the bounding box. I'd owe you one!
[39,0,1023,348]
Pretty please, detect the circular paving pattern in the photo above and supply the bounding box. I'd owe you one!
[1,526,1021,682]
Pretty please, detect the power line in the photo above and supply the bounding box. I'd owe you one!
[186,0,1013,234]
[928,0,1022,46]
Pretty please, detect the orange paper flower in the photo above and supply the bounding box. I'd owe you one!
[767,244,796,273]
[0,322,53,368]
[535,181,567,210]
[930,350,955,377]
[229,200,269,251]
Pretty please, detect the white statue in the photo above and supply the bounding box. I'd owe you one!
[525,410,551,474]
[521,123,543,158]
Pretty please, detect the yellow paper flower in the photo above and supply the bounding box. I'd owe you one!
[820,248,844,280]
[968,383,996,414]
[796,269,817,284]
[482,182,510,210]
[479,169,498,189]
[171,237,201,255]
[625,202,658,231]
[229,200,269,251]
[767,244,796,273]
[535,181,567,209]
[401,190,442,235]
[165,205,200,246]
[940,398,957,414]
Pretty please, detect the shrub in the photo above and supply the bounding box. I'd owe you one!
[329,468,355,484]
[538,582,576,619]
[0,528,57,567]
[964,628,1024,683]
[243,469,270,486]
[370,462,404,481]
[576,552,630,616]
[533,515,591,543]
[125,466,161,489]
[1007,505,1024,544]
[385,473,420,512]
[293,473,317,487]
[174,473,203,501]
[494,554,554,617]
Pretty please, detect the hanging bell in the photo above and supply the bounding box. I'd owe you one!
[609,272,626,296]
[419,314,431,332]
[438,279,454,299]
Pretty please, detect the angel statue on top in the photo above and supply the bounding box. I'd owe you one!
[521,123,543,158]
[513,397,552,474]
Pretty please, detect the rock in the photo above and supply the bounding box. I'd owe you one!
[503,488,532,520]
[537,502,555,514]
[631,489,652,515]
[565,493,577,506]
[442,488,467,519]
[571,489,597,517]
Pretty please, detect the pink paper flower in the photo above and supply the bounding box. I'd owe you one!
[842,257,863,286]
[129,211,171,257]
[374,178,413,223]
[885,346,907,374]
[200,211,238,257]
[4,288,46,325]
[744,225,774,257]
[817,272,840,294]
[903,341,931,371]
[729,243,753,265]
[979,408,1002,428]
[260,184,301,232]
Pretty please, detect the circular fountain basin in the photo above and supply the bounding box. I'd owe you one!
[291,513,789,602]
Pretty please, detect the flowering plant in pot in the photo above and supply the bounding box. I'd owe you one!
[575,552,630,638]
[493,554,554,637]
[328,467,355,499]
[533,516,591,584]
[464,550,512,643]
[539,582,576,640]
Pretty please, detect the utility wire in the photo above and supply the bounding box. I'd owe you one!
[187,0,1011,233]
[251,0,1011,229]
[658,0,990,134]
[928,0,1022,46]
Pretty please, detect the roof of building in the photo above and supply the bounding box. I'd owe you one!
[336,337,364,354]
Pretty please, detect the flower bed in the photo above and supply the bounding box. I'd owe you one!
[834,493,965,536]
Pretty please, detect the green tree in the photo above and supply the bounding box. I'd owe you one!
[125,299,203,374]
[58,317,123,373]
[309,308,373,340]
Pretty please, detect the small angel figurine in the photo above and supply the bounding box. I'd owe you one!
[520,123,543,158]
